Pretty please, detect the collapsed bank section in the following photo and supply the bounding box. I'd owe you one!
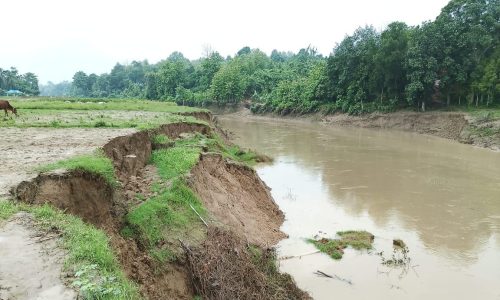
[4,112,309,299]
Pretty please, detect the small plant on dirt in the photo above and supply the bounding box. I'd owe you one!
[94,120,107,127]
[72,264,123,298]
[152,134,171,145]
[308,230,374,260]
[50,120,61,127]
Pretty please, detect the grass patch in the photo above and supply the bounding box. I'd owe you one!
[468,125,499,137]
[308,230,374,260]
[0,201,139,299]
[152,134,171,145]
[124,139,206,263]
[37,150,117,187]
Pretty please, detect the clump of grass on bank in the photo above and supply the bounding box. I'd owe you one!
[0,201,139,299]
[152,134,172,145]
[37,150,117,187]
[175,133,268,166]
[308,230,374,260]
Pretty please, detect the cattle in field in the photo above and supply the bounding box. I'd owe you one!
[0,100,18,117]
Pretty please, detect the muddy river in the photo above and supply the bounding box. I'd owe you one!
[220,116,500,300]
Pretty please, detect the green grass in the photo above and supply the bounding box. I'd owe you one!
[0,108,206,129]
[175,133,266,166]
[37,150,117,187]
[9,98,206,113]
[124,139,206,263]
[152,134,172,145]
[0,201,139,299]
[308,230,374,260]
[150,147,200,180]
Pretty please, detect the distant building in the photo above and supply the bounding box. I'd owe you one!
[6,89,23,96]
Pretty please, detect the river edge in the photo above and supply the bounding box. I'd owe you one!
[215,108,500,152]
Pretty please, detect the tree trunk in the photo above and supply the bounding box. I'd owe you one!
[421,101,426,112]
[447,93,450,107]
[459,95,461,106]
[475,94,479,107]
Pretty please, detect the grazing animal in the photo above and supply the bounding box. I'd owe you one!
[0,100,18,117]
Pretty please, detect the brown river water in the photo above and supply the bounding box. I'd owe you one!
[220,116,500,300]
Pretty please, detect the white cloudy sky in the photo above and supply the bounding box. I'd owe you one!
[1,0,449,84]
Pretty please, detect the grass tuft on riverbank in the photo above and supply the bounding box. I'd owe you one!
[36,150,117,187]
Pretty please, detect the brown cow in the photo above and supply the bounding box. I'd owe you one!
[0,100,18,117]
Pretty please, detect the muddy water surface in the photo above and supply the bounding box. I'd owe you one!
[220,117,500,300]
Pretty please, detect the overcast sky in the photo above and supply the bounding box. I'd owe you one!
[1,0,449,84]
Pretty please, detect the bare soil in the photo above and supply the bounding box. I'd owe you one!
[189,153,286,247]
[0,212,76,300]
[0,127,137,197]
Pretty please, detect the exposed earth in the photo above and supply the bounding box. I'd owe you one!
[0,212,76,300]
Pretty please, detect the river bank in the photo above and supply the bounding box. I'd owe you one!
[1,101,308,299]
[216,107,500,151]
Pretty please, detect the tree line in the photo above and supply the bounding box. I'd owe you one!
[58,0,499,113]
[0,67,40,96]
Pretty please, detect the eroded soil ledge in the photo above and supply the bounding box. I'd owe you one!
[10,117,307,299]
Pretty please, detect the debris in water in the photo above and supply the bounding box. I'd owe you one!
[314,270,353,285]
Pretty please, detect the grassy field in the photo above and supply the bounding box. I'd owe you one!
[0,98,207,129]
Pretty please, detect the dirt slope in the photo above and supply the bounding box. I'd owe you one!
[0,212,76,300]
[323,111,468,140]
[189,153,286,247]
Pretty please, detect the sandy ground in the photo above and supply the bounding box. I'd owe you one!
[0,212,76,300]
[0,127,137,197]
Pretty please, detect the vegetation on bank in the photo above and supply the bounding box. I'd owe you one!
[29,0,497,116]
[309,230,374,260]
[0,201,140,300]
[36,150,117,187]
[0,99,207,129]
[123,133,264,263]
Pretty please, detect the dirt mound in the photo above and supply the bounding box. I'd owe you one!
[324,111,469,140]
[184,227,309,300]
[188,153,286,247]
[12,170,118,230]
[0,212,77,300]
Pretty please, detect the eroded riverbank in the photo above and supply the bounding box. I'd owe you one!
[219,108,500,151]
[220,116,500,300]
[1,113,308,299]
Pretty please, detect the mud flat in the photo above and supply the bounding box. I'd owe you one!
[0,212,76,300]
